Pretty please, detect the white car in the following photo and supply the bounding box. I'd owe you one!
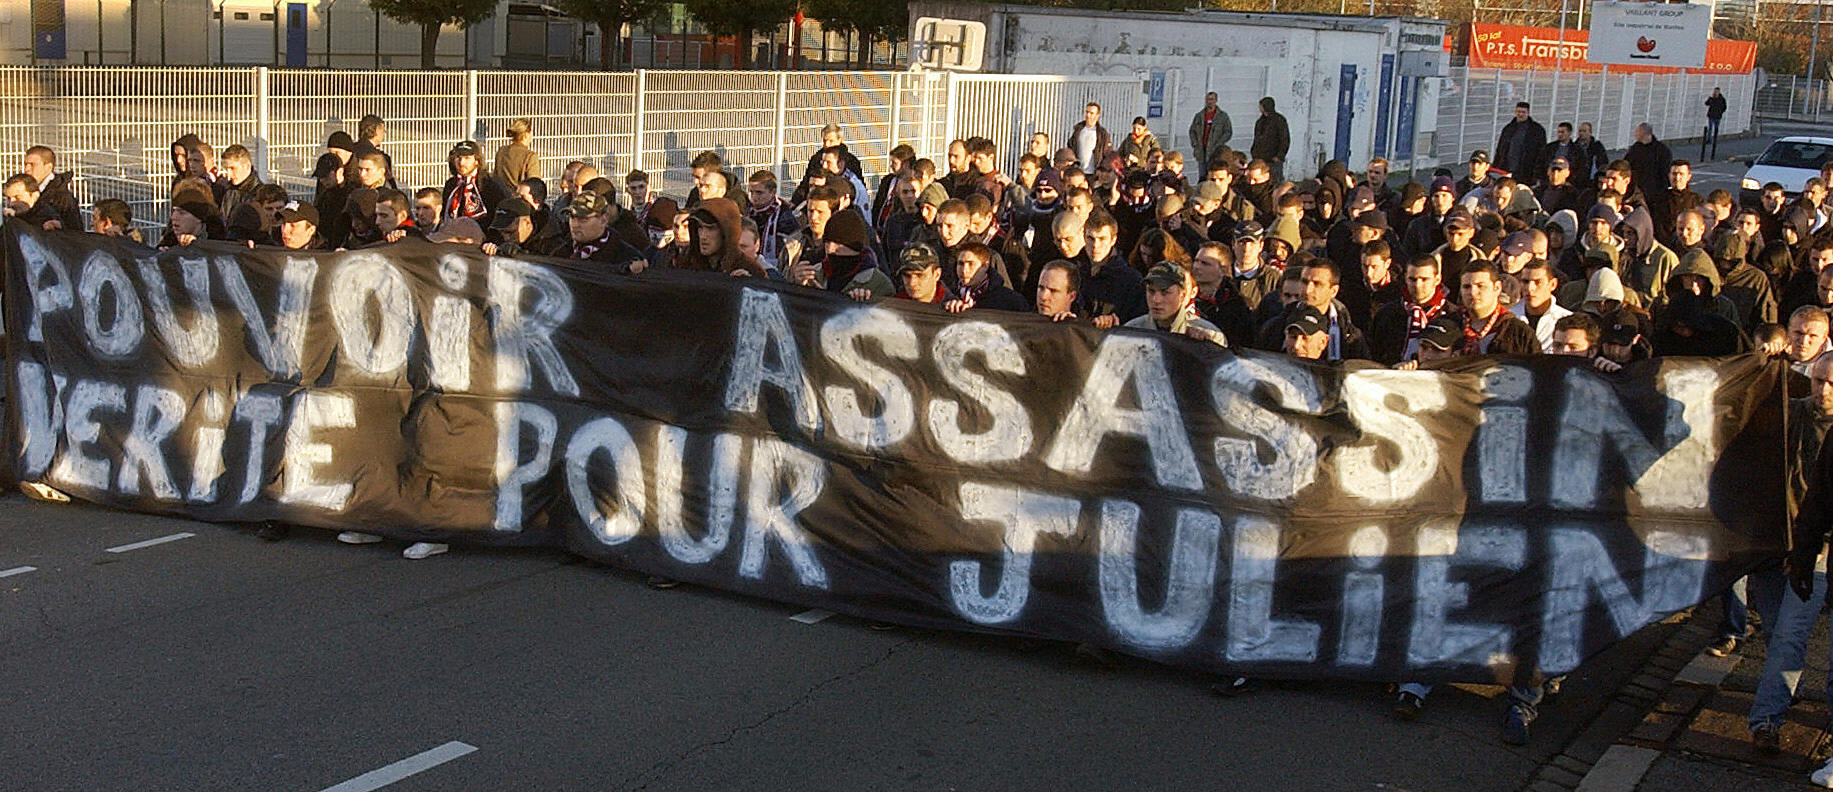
[1741,136,1832,205]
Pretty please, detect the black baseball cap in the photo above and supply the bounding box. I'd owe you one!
[277,200,318,226]
[1419,317,1461,351]
[1234,220,1266,241]
[1285,305,1327,337]
[1601,320,1641,346]
[490,196,537,229]
[1469,149,1491,164]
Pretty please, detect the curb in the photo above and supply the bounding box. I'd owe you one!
[1517,614,1716,792]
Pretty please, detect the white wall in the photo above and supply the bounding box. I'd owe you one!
[979,9,1438,174]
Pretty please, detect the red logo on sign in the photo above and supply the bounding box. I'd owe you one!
[1637,36,1657,53]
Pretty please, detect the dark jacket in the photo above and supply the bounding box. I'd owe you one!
[1254,300,1370,360]
[1195,287,1256,348]
[1571,136,1609,182]
[37,171,83,231]
[1494,117,1548,178]
[1625,136,1675,202]
[1251,109,1290,163]
[1068,121,1113,171]
[1080,254,1147,322]
[441,173,513,222]
[554,229,646,273]
[1536,182,1581,217]
[1469,311,1540,356]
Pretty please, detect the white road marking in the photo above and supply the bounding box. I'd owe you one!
[317,741,478,792]
[0,566,37,578]
[790,608,835,624]
[104,532,196,554]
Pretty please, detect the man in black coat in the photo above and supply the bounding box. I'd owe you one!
[1251,97,1291,183]
[1625,123,1674,205]
[1494,102,1548,182]
[21,145,82,231]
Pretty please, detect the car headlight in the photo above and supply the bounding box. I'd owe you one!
[1742,177,1761,190]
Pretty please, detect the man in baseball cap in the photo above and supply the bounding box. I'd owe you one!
[483,196,539,256]
[275,201,323,251]
[1539,156,1579,215]
[556,190,645,272]
[1457,149,1491,198]
[1124,262,1227,346]
[894,242,951,305]
[1283,304,1330,360]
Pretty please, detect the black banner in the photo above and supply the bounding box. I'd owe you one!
[3,227,1788,683]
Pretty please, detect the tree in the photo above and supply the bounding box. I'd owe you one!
[805,0,910,68]
[554,0,673,69]
[369,0,499,69]
[683,0,798,69]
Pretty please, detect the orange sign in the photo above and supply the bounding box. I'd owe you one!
[1463,23,1755,75]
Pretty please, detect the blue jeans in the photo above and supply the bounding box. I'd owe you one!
[1750,568,1829,732]
[1720,570,1787,641]
[1396,681,1544,718]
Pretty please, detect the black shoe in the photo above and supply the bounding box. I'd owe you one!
[1392,691,1425,721]
[255,522,289,542]
[1209,677,1258,697]
[1753,723,1781,754]
[1705,636,1740,657]
[1501,704,1532,745]
[645,575,680,590]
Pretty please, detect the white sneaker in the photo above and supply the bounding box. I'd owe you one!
[403,542,448,560]
[20,482,69,502]
[336,531,383,545]
[1812,754,1833,787]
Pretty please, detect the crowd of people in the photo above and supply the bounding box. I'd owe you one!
[7,99,1833,775]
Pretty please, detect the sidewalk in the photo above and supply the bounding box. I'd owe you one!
[1550,603,1833,791]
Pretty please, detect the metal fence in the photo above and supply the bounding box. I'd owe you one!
[1435,64,1760,167]
[948,74,1145,180]
[1754,74,1833,124]
[0,66,1092,228]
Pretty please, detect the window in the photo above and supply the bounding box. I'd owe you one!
[260,12,274,20]
[1758,142,1832,170]
[233,11,248,20]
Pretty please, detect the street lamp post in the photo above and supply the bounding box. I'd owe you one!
[1809,0,1825,117]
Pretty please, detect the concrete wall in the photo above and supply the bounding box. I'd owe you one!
[911,3,1449,174]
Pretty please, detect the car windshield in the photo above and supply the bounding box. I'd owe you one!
[1757,141,1832,169]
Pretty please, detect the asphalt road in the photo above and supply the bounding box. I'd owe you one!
[0,494,1679,792]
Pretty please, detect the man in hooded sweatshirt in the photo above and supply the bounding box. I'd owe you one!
[680,197,768,277]
[1617,206,1679,307]
[1651,251,1748,356]
[1712,231,1778,333]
